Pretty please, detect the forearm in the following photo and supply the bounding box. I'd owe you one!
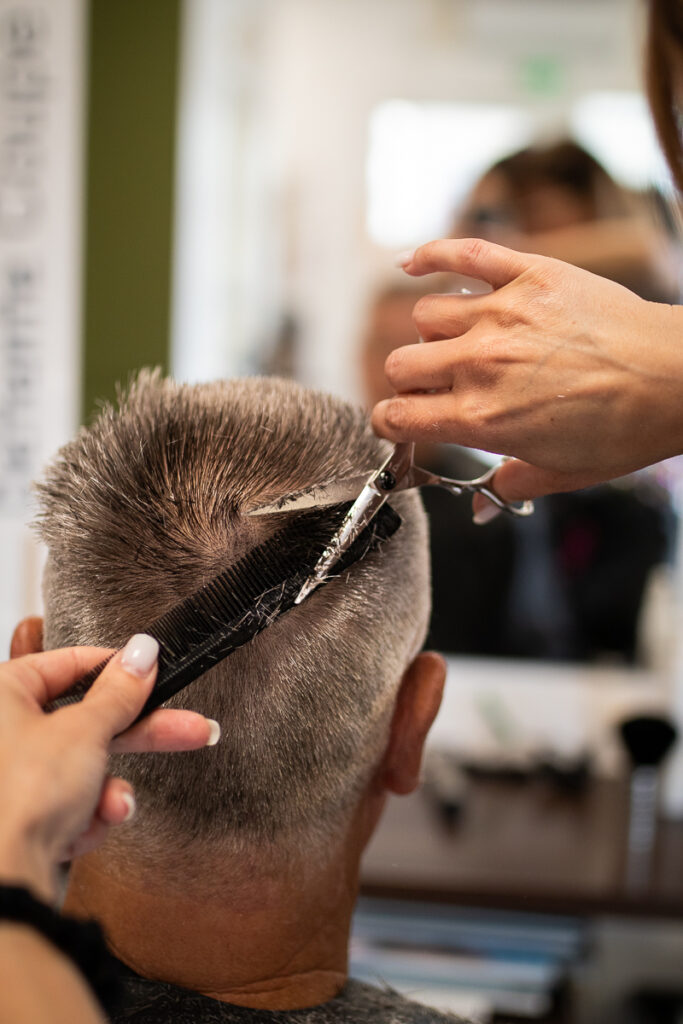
[0,837,107,1023]
[0,924,105,1024]
[0,837,58,906]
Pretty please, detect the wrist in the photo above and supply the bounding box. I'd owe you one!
[647,300,683,459]
[0,835,57,904]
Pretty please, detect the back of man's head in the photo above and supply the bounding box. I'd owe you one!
[36,373,429,871]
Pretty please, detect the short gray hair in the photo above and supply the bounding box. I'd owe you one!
[36,372,429,862]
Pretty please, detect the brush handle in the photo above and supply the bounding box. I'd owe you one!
[625,765,659,890]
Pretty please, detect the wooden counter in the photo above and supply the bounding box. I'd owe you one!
[361,777,683,918]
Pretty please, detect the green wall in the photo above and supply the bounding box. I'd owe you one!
[82,0,181,420]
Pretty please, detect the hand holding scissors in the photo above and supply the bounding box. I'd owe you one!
[252,442,533,603]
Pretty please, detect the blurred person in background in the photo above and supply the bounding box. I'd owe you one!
[364,141,675,662]
[453,139,679,303]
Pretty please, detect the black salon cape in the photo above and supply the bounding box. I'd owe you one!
[109,959,466,1024]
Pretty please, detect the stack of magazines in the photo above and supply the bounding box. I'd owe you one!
[350,898,585,1021]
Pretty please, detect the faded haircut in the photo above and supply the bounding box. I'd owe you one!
[36,372,429,863]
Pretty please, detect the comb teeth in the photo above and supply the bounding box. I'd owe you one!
[53,503,401,721]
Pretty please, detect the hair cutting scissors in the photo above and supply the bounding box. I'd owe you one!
[251,442,534,605]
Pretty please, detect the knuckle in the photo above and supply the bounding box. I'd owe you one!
[458,394,499,442]
[527,257,556,291]
[460,237,490,266]
[488,297,522,330]
[384,346,406,384]
[461,394,487,431]
[418,240,440,266]
[412,293,438,327]
[383,397,409,434]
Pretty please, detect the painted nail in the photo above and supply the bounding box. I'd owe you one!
[393,249,415,269]
[206,719,221,746]
[121,792,136,822]
[473,502,501,526]
[120,633,159,678]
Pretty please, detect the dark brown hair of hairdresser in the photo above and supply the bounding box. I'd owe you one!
[488,141,630,221]
[646,0,683,192]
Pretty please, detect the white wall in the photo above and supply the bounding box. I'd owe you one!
[0,0,85,656]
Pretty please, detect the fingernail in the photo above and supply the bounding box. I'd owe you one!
[121,792,136,822]
[473,502,501,526]
[393,249,415,269]
[120,634,159,678]
[206,719,221,746]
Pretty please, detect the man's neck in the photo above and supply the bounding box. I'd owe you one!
[64,845,359,1011]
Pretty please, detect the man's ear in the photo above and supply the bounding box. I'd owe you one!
[379,651,446,796]
[10,616,44,659]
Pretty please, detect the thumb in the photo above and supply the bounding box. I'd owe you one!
[77,634,159,743]
[472,459,597,523]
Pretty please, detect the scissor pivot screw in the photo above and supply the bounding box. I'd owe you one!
[377,470,397,491]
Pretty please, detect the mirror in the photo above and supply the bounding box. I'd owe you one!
[172,0,680,666]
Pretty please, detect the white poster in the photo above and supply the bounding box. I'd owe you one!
[0,0,84,655]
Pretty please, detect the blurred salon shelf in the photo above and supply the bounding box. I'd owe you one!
[360,777,683,919]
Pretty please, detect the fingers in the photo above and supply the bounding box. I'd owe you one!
[471,459,604,523]
[399,238,535,290]
[412,291,488,343]
[96,776,136,825]
[372,391,482,447]
[384,339,456,392]
[67,820,113,861]
[77,634,159,744]
[111,709,220,753]
[61,777,135,860]
[0,646,115,707]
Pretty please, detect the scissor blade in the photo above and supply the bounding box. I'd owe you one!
[327,482,388,555]
[295,483,388,605]
[248,474,373,515]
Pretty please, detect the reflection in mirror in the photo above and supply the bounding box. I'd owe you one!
[171,0,681,671]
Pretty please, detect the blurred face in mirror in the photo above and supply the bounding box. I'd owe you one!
[460,170,596,238]
[454,141,627,244]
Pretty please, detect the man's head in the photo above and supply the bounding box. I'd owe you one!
[26,372,440,878]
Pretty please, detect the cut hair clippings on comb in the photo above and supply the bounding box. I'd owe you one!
[251,441,534,603]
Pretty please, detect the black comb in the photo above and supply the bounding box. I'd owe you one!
[52,502,400,722]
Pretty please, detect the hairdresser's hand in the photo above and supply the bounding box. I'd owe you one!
[372,238,683,511]
[0,636,220,902]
